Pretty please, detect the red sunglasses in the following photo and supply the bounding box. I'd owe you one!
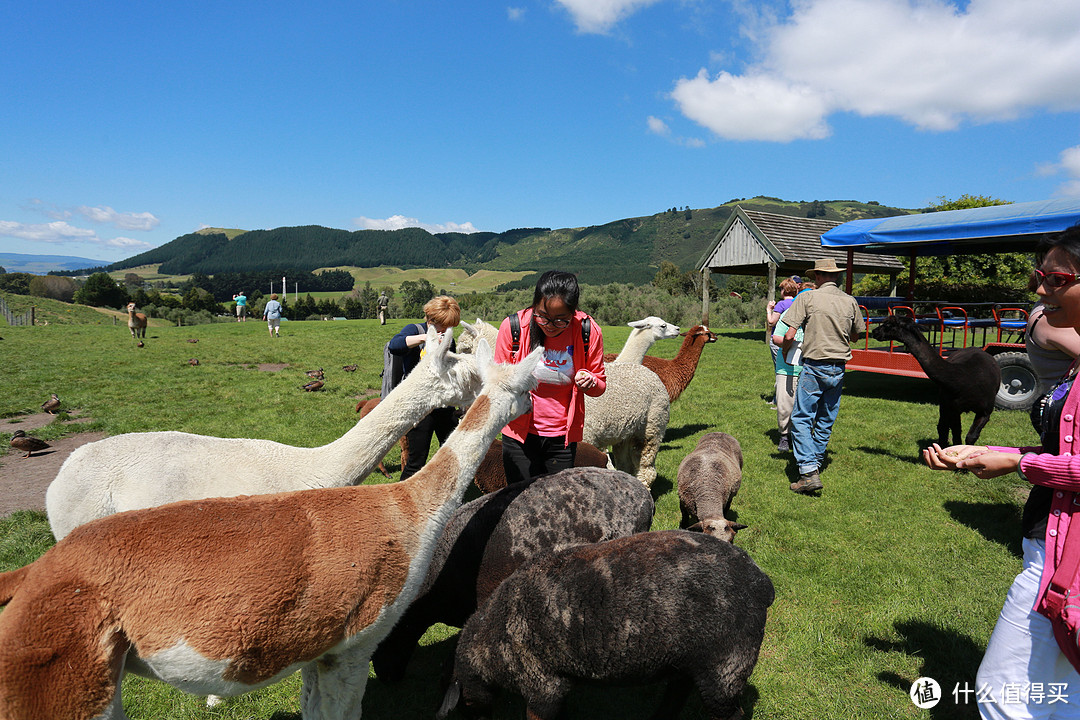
[1034,268,1080,289]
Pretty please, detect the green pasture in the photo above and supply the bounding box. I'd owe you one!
[0,317,1034,719]
[319,266,534,293]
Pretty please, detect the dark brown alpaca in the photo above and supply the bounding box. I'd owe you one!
[871,314,1000,446]
[604,325,718,403]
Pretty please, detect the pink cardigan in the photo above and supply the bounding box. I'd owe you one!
[990,375,1080,619]
[494,308,606,443]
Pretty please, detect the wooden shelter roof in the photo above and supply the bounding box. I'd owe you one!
[696,206,905,277]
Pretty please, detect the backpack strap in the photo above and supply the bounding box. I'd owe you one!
[508,313,521,359]
[580,316,590,354]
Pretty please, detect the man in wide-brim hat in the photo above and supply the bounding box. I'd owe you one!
[780,256,864,495]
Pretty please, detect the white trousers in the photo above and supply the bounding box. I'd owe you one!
[977,538,1080,719]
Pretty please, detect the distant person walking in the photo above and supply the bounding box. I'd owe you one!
[377,291,389,325]
[781,259,865,495]
[263,294,282,337]
[233,292,248,322]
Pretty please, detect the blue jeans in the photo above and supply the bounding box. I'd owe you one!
[790,360,846,475]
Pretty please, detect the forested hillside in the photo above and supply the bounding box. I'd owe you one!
[82,197,914,285]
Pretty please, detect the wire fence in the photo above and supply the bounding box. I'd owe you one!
[0,295,34,326]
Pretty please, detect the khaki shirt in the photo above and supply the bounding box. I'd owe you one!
[781,283,865,363]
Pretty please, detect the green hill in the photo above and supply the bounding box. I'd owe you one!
[91,197,914,285]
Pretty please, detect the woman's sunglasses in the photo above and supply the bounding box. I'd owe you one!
[1034,268,1080,289]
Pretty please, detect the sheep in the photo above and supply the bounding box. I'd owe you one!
[602,316,681,364]
[871,314,1000,446]
[437,530,774,720]
[126,302,147,340]
[582,361,670,487]
[46,325,486,540]
[0,343,543,720]
[471,437,611,494]
[372,466,654,682]
[677,432,747,542]
[617,324,718,404]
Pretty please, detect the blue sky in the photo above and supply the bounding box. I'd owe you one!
[3,0,1079,264]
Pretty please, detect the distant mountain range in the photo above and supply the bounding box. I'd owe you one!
[0,252,109,275]
[51,197,917,286]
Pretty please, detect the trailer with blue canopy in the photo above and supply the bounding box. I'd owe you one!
[820,198,1080,410]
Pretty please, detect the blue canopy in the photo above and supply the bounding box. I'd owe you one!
[820,198,1080,255]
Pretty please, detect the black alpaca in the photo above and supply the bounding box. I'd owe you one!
[871,314,1001,446]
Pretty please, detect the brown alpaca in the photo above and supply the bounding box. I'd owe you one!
[0,345,542,720]
[126,303,147,340]
[355,396,409,479]
[605,325,717,403]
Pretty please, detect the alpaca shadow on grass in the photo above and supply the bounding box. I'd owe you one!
[944,500,1023,558]
[662,423,712,443]
[865,619,984,719]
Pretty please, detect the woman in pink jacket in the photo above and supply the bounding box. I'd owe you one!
[925,225,1080,719]
[495,270,606,485]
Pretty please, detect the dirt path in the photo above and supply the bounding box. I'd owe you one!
[1,413,105,520]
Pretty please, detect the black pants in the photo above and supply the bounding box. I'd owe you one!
[501,434,577,485]
[400,407,459,480]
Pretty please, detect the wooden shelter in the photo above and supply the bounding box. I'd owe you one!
[695,206,905,303]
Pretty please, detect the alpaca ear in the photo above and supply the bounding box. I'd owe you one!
[436,679,462,720]
[628,319,647,329]
[732,522,748,532]
[459,321,478,337]
[425,325,453,374]
[687,521,704,533]
[511,346,544,391]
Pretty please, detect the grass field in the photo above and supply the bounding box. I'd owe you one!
[0,317,1035,719]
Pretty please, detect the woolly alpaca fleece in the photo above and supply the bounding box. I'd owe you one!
[372,467,654,681]
[47,324,483,541]
[677,432,747,541]
[0,343,543,720]
[582,361,669,486]
[440,530,774,720]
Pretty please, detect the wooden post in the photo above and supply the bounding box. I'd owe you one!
[766,261,777,342]
[846,249,855,294]
[31,307,35,326]
[701,268,710,326]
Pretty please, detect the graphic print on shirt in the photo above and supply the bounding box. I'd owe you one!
[534,343,574,385]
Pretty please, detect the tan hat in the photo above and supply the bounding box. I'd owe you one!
[812,258,845,273]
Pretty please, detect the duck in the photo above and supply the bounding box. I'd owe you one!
[41,393,61,414]
[187,338,199,343]
[188,358,200,366]
[306,368,325,380]
[342,364,358,372]
[302,380,324,392]
[10,430,50,459]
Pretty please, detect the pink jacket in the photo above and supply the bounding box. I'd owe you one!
[990,375,1080,619]
[494,308,606,443]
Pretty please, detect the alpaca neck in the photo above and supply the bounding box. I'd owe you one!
[894,330,949,376]
[322,363,456,484]
[399,390,512,522]
[616,329,656,364]
[673,334,706,368]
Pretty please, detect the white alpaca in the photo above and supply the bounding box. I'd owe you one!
[47,325,484,541]
[582,362,669,487]
[0,343,543,720]
[609,316,680,364]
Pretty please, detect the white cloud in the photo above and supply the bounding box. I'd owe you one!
[647,116,670,136]
[671,0,1080,141]
[0,220,154,252]
[76,205,160,232]
[555,0,663,34]
[353,215,481,234]
[507,6,526,21]
[1044,145,1080,198]
[0,221,97,244]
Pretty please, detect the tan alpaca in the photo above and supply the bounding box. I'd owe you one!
[125,303,146,340]
[0,343,542,720]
